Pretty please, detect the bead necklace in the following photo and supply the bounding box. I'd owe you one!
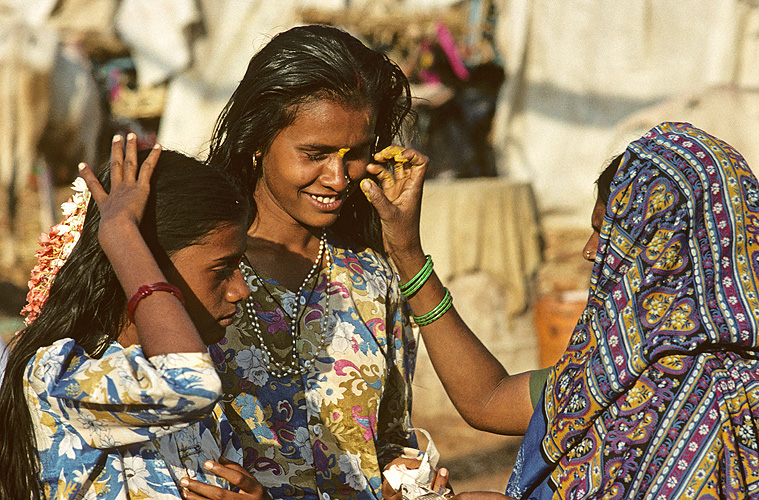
[240,231,332,377]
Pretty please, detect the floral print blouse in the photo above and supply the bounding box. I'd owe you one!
[25,338,241,499]
[212,241,418,500]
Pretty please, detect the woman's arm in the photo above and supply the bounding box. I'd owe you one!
[362,147,534,435]
[78,134,207,357]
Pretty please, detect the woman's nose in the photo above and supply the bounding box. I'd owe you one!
[322,156,349,191]
[228,269,250,302]
[583,233,598,262]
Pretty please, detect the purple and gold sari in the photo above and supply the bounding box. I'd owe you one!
[508,122,759,499]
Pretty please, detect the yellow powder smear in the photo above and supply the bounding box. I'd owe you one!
[383,145,409,163]
[338,147,350,158]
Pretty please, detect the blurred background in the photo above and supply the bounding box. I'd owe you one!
[2,0,759,492]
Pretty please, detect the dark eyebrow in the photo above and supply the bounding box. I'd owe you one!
[210,256,236,267]
[300,138,374,152]
[591,210,604,233]
[299,144,333,152]
[211,248,245,265]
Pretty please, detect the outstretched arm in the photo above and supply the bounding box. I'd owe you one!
[361,146,534,435]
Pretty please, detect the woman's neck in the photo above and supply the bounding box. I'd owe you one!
[245,218,327,292]
[247,216,319,255]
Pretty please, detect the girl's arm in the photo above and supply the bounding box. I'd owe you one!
[78,133,206,357]
[26,339,221,448]
[361,146,534,435]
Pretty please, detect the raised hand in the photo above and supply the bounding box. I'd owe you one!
[77,134,161,251]
[180,458,271,500]
[361,145,428,259]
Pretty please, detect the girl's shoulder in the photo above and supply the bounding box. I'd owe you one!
[27,338,217,387]
[29,338,82,370]
[26,338,91,392]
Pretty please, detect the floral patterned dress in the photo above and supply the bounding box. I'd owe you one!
[26,338,241,499]
[211,240,418,500]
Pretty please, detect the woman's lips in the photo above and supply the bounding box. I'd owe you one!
[307,192,343,211]
[218,315,235,327]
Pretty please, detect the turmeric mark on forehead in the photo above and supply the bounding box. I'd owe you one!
[338,148,350,159]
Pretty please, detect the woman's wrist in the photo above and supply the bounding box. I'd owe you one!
[389,248,428,283]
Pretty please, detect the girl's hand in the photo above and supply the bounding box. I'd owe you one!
[361,145,428,259]
[180,458,271,500]
[381,457,450,500]
[77,133,161,250]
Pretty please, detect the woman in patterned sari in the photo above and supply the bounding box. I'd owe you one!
[505,121,759,499]
[369,121,759,499]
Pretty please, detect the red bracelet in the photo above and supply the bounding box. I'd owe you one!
[126,282,185,323]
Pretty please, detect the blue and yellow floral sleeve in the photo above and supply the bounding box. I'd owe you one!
[26,338,222,449]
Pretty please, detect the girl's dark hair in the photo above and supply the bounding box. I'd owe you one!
[207,24,413,252]
[0,149,249,500]
[597,153,624,205]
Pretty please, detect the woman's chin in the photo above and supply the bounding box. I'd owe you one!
[201,324,227,346]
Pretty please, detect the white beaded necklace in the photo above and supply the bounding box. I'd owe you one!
[240,231,332,377]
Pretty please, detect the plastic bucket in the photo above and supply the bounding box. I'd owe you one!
[534,291,587,368]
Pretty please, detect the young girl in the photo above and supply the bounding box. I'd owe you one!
[206,24,426,500]
[0,135,266,499]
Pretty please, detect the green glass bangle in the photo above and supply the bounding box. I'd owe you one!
[413,287,453,326]
[400,255,433,298]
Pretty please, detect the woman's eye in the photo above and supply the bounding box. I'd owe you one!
[215,267,235,280]
[307,153,327,161]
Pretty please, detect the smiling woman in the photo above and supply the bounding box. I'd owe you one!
[252,99,376,238]
[205,24,424,500]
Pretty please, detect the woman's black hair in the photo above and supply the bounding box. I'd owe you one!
[0,149,249,500]
[207,24,413,252]
[596,154,624,205]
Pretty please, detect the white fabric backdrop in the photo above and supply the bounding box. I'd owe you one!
[157,0,300,157]
[492,0,759,226]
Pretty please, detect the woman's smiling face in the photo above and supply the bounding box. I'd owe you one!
[254,98,377,230]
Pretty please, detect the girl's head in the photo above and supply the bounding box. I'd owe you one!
[208,24,413,250]
[0,149,249,499]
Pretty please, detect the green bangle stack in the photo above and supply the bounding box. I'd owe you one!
[413,287,453,326]
[399,255,433,298]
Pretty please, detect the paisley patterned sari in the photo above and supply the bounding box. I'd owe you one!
[507,122,759,499]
